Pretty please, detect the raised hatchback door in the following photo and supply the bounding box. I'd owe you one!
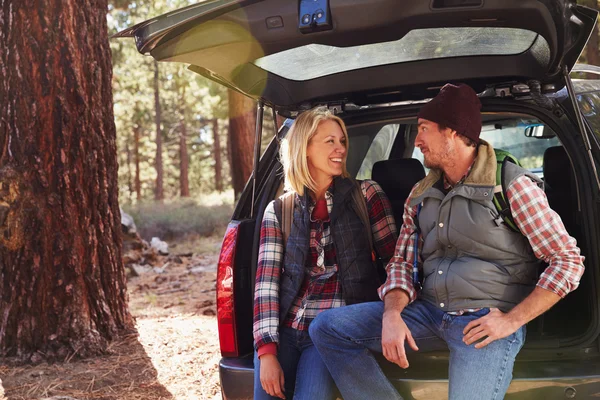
[114,0,598,110]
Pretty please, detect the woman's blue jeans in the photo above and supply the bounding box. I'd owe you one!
[309,300,526,400]
[254,327,336,400]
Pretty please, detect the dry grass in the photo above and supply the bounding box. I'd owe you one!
[0,235,224,400]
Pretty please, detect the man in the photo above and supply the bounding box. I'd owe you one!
[309,83,585,399]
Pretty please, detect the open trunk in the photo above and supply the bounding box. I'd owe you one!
[115,0,600,397]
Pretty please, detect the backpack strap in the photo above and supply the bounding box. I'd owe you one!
[352,179,375,261]
[493,157,520,233]
[274,192,295,248]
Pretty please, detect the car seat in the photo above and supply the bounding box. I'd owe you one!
[372,158,426,229]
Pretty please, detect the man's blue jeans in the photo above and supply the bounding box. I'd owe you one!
[254,327,336,400]
[309,300,526,400]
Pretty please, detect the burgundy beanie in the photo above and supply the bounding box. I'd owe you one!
[417,83,482,143]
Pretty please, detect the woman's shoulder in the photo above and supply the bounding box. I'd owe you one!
[357,179,385,195]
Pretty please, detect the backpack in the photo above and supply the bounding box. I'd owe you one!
[274,180,375,260]
[493,148,521,233]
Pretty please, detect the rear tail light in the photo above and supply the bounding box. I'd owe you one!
[217,221,241,357]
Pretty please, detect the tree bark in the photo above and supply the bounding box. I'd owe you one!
[0,0,133,361]
[228,90,256,198]
[124,137,133,200]
[153,60,164,201]
[179,91,190,197]
[133,124,142,200]
[213,119,223,193]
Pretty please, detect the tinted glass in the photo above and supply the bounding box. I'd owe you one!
[412,117,560,176]
[254,28,540,81]
[574,80,600,140]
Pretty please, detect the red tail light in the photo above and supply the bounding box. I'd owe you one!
[217,221,240,357]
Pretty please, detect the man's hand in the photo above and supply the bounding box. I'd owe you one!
[463,308,520,349]
[259,354,285,399]
[382,310,419,368]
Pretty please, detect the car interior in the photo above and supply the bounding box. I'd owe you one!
[341,112,593,352]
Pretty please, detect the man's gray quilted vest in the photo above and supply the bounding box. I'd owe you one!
[408,143,542,312]
[278,177,381,324]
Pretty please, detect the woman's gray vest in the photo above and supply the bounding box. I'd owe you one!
[408,142,542,312]
[278,177,381,323]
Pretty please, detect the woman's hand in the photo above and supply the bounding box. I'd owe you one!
[260,354,286,399]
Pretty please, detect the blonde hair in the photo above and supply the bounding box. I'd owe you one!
[280,106,349,196]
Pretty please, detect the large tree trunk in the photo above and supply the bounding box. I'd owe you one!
[213,119,223,193]
[133,124,142,200]
[153,60,164,201]
[228,90,256,198]
[0,0,133,361]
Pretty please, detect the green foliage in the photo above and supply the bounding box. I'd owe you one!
[122,191,234,241]
[109,0,234,203]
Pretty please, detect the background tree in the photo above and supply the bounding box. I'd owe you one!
[228,89,257,198]
[0,0,133,360]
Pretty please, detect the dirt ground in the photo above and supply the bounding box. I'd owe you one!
[0,234,224,400]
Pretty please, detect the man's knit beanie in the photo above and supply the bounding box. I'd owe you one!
[417,83,482,143]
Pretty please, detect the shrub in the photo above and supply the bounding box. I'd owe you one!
[122,193,234,241]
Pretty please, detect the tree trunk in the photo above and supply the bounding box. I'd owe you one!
[0,0,133,361]
[213,119,223,193]
[228,90,256,198]
[133,124,142,200]
[179,102,190,198]
[154,60,164,201]
[125,138,133,200]
[581,0,600,79]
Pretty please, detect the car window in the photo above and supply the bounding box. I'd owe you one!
[356,124,399,180]
[411,117,561,177]
[254,28,542,81]
[573,79,600,140]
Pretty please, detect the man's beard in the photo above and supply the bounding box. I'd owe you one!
[423,142,455,170]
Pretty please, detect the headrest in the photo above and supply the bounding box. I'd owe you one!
[543,146,572,189]
[372,159,426,194]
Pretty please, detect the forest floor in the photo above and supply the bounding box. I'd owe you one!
[0,234,224,400]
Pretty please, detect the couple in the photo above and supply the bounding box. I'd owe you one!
[253,84,584,399]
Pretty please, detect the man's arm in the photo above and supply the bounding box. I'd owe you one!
[463,287,560,348]
[464,176,584,348]
[382,289,418,367]
[378,185,422,367]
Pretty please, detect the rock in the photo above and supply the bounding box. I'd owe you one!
[131,264,152,276]
[153,262,170,274]
[202,309,216,316]
[120,209,137,234]
[150,237,169,255]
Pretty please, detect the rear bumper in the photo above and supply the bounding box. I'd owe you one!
[219,356,254,400]
[219,355,600,400]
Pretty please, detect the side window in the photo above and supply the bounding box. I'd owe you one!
[356,124,399,180]
[573,79,600,139]
[410,117,561,177]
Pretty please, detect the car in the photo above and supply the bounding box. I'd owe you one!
[116,1,600,398]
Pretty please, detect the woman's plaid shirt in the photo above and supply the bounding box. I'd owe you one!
[378,175,585,303]
[253,180,398,355]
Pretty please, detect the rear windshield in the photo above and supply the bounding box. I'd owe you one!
[254,27,540,81]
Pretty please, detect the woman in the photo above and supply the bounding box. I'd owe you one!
[253,106,398,399]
